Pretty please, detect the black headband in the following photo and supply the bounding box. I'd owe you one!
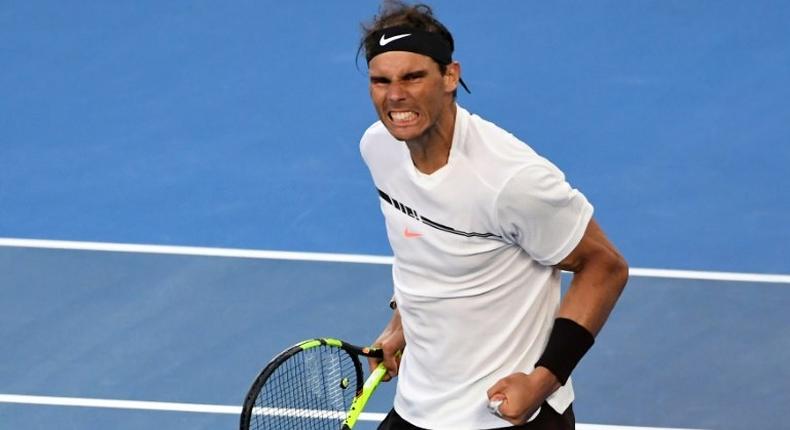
[366,26,452,65]
[366,26,470,93]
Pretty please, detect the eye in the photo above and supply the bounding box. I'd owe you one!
[402,71,427,82]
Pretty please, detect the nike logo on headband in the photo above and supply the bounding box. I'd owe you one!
[379,33,412,46]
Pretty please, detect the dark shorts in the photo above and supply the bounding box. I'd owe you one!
[376,402,575,430]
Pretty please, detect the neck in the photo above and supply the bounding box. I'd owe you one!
[406,103,457,175]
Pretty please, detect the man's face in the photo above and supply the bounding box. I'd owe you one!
[368,51,456,142]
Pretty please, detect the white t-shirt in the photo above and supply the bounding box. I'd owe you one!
[360,105,593,429]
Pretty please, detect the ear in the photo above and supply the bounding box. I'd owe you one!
[444,61,461,93]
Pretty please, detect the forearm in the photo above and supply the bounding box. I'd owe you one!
[537,219,629,385]
[378,307,403,340]
[555,217,629,335]
[370,307,405,379]
[558,251,628,335]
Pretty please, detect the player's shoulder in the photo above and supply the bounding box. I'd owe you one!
[360,120,391,144]
[359,120,405,171]
[460,108,549,187]
[465,111,540,162]
[360,120,392,155]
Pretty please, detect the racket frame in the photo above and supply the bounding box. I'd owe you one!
[240,337,385,430]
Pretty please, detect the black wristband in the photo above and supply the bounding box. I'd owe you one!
[535,318,595,385]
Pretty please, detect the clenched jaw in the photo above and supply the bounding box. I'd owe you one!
[389,110,419,126]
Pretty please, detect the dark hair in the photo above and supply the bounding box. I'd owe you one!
[358,0,455,76]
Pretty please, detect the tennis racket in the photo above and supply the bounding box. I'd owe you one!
[240,338,388,430]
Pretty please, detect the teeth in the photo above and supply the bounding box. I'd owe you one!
[391,111,417,121]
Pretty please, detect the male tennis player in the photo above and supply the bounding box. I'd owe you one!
[359,2,629,429]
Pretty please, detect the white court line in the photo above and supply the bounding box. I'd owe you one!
[1,237,789,284]
[0,394,386,421]
[0,394,703,430]
[0,237,393,265]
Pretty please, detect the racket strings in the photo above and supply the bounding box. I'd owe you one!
[250,345,360,429]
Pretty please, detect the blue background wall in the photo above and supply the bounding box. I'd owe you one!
[2,1,789,273]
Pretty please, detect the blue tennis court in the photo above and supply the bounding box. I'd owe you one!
[1,1,788,429]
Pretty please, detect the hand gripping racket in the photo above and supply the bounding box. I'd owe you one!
[240,338,388,430]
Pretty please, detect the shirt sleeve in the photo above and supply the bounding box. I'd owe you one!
[495,161,593,266]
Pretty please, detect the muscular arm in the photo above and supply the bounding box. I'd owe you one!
[556,218,629,336]
[488,218,628,424]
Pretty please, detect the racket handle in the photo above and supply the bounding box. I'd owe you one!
[342,362,388,429]
[363,346,384,359]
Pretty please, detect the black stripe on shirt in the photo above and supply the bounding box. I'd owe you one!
[377,188,501,239]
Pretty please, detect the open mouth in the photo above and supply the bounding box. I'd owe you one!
[388,111,419,125]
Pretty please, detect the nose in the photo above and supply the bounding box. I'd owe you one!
[386,81,407,102]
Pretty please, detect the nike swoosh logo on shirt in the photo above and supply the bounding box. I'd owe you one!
[379,33,412,46]
[404,227,423,238]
